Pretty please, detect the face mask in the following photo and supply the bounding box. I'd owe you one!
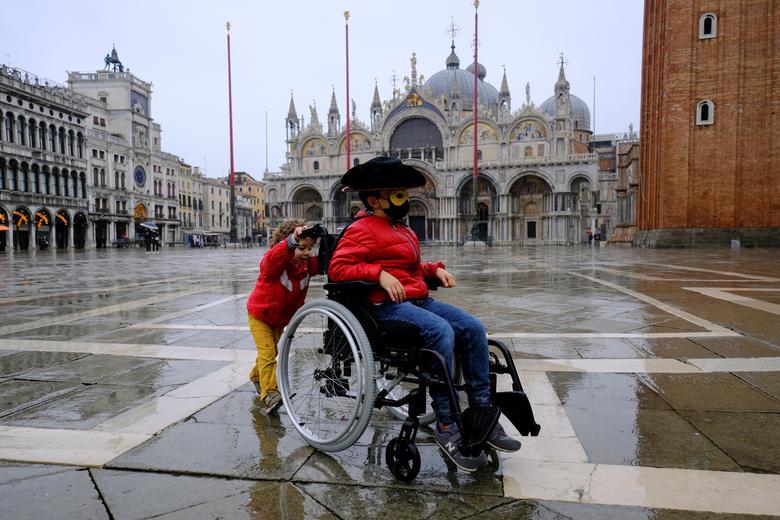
[383,189,409,221]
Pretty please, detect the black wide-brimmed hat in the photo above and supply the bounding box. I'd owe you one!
[340,156,426,192]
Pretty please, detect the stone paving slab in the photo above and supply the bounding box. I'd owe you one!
[0,246,779,518]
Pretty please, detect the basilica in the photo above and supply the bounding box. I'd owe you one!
[265,41,603,245]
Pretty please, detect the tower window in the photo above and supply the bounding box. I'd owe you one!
[696,100,714,125]
[313,160,320,171]
[699,13,717,39]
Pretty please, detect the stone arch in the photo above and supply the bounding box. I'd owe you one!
[505,170,555,196]
[290,185,323,222]
[330,181,361,221]
[508,173,553,241]
[73,212,88,249]
[456,173,499,216]
[386,115,445,162]
[0,205,8,251]
[12,206,32,250]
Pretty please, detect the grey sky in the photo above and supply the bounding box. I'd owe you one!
[1,0,643,179]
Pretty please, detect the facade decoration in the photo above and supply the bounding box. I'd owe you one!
[265,41,604,244]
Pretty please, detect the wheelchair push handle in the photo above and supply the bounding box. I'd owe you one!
[299,223,327,241]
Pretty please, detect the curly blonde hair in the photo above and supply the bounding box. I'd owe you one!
[270,219,305,246]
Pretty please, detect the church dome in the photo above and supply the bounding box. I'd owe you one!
[540,94,592,131]
[424,50,499,107]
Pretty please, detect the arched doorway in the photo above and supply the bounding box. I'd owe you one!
[73,213,87,249]
[331,183,361,227]
[133,203,148,240]
[458,175,497,241]
[55,210,70,249]
[0,207,8,251]
[12,207,32,250]
[408,200,428,242]
[291,187,323,223]
[509,175,552,241]
[34,208,52,250]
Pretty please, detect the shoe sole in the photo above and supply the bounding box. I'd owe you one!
[486,440,521,453]
[435,443,481,472]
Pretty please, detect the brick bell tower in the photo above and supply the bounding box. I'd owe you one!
[637,0,780,247]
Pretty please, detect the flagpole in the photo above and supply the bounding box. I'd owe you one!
[345,11,351,172]
[226,21,237,243]
[472,1,479,239]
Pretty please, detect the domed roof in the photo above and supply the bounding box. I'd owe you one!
[465,62,486,80]
[540,94,591,131]
[423,48,499,108]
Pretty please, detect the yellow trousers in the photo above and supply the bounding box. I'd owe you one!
[248,313,283,399]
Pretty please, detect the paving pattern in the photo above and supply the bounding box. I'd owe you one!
[1,245,779,519]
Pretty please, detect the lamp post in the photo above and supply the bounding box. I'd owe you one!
[226,21,237,243]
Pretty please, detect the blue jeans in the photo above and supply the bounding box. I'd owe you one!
[374,298,491,425]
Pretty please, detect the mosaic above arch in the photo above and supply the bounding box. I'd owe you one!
[302,138,328,156]
[339,133,371,154]
[510,120,548,141]
[459,122,498,145]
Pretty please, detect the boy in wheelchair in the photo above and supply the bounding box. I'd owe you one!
[328,157,522,472]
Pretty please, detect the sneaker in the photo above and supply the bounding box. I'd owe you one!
[258,390,282,415]
[435,423,488,472]
[487,422,522,452]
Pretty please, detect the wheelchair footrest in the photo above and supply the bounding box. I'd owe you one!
[459,405,500,456]
[494,391,541,436]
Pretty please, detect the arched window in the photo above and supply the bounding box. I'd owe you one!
[115,171,119,188]
[67,130,75,156]
[100,168,105,186]
[19,163,29,192]
[31,165,39,193]
[0,161,5,190]
[93,167,99,186]
[76,133,84,158]
[353,158,360,166]
[39,122,46,151]
[696,100,714,125]
[4,112,14,143]
[43,167,50,194]
[313,160,320,171]
[61,169,69,197]
[699,13,717,39]
[524,146,533,157]
[58,127,66,154]
[71,171,78,196]
[17,116,26,145]
[8,162,17,191]
[0,110,3,142]
[49,125,56,151]
[80,172,87,198]
[28,119,36,148]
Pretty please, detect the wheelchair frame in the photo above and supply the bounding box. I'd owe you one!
[276,230,540,481]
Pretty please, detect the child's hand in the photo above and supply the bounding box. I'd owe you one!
[379,270,406,303]
[436,267,456,288]
[293,226,306,241]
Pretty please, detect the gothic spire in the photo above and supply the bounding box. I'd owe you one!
[328,88,339,115]
[371,81,381,109]
[500,67,510,97]
[287,93,297,120]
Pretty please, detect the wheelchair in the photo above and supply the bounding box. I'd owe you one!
[276,226,540,481]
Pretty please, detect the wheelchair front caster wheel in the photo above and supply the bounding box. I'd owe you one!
[386,438,421,482]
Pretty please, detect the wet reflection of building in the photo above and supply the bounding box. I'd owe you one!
[265,37,605,245]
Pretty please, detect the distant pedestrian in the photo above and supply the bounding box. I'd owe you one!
[144,230,152,253]
[246,219,320,414]
[152,232,160,253]
[587,229,593,245]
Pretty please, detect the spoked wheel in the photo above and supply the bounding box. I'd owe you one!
[277,300,376,452]
[380,358,462,426]
[386,438,421,482]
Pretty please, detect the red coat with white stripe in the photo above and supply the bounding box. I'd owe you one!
[328,213,444,304]
[246,239,318,328]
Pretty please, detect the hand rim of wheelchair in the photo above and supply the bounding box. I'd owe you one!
[277,299,376,452]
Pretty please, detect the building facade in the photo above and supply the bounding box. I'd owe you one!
[265,43,605,245]
[637,0,780,246]
[234,171,266,239]
[0,65,90,251]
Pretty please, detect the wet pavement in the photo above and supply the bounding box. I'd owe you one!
[1,245,779,519]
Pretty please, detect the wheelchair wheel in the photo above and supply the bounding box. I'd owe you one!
[277,299,376,452]
[386,438,421,482]
[379,358,462,426]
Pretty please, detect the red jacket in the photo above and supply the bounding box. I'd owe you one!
[328,213,445,304]
[246,239,319,328]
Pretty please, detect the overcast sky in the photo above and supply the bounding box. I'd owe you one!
[1,0,643,179]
